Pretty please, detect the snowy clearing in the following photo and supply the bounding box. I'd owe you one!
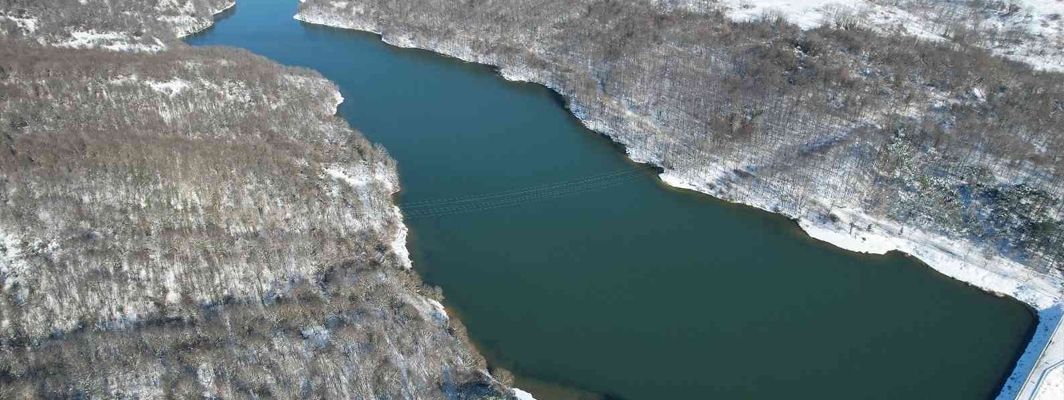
[147,78,191,97]
[0,14,38,33]
[1032,362,1064,400]
[718,0,1064,71]
[56,30,166,52]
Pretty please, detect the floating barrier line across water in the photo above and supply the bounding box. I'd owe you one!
[403,166,657,219]
[402,165,657,209]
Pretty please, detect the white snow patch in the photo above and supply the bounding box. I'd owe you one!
[719,0,942,41]
[390,205,413,269]
[0,14,38,33]
[721,0,845,29]
[196,362,215,394]
[322,164,412,269]
[57,30,166,52]
[217,0,237,15]
[109,76,190,98]
[333,91,345,111]
[60,30,124,46]
[147,78,191,97]
[793,207,1062,309]
[0,228,28,294]
[719,0,1064,70]
[512,388,537,400]
[406,295,448,323]
[300,325,331,347]
[427,299,448,320]
[324,166,372,189]
[1020,0,1064,39]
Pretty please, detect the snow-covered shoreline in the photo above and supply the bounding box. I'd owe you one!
[176,0,237,39]
[1013,306,1064,399]
[326,90,414,270]
[296,8,1062,399]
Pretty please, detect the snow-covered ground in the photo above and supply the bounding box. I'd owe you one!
[147,78,192,97]
[717,0,1064,71]
[512,388,537,400]
[1033,361,1064,400]
[1013,305,1064,400]
[1,0,237,52]
[786,208,1063,309]
[173,0,237,38]
[721,0,943,39]
[56,30,167,52]
[322,159,412,270]
[0,14,38,33]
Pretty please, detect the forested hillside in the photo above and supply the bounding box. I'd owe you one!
[715,0,1064,70]
[0,1,513,398]
[0,0,237,50]
[298,0,1064,308]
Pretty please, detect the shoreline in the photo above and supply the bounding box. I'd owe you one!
[176,0,238,39]
[293,9,1062,399]
[1013,308,1064,399]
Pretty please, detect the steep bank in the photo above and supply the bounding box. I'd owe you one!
[294,0,1063,397]
[0,1,513,398]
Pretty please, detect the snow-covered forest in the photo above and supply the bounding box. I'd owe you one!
[0,1,514,398]
[0,0,237,50]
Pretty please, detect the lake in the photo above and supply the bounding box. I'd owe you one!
[188,1,1036,398]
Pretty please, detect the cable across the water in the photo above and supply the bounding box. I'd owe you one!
[402,165,657,219]
[402,165,656,209]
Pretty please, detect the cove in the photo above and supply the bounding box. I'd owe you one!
[188,1,1036,398]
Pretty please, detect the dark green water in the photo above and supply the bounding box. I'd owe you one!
[188,1,1036,398]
